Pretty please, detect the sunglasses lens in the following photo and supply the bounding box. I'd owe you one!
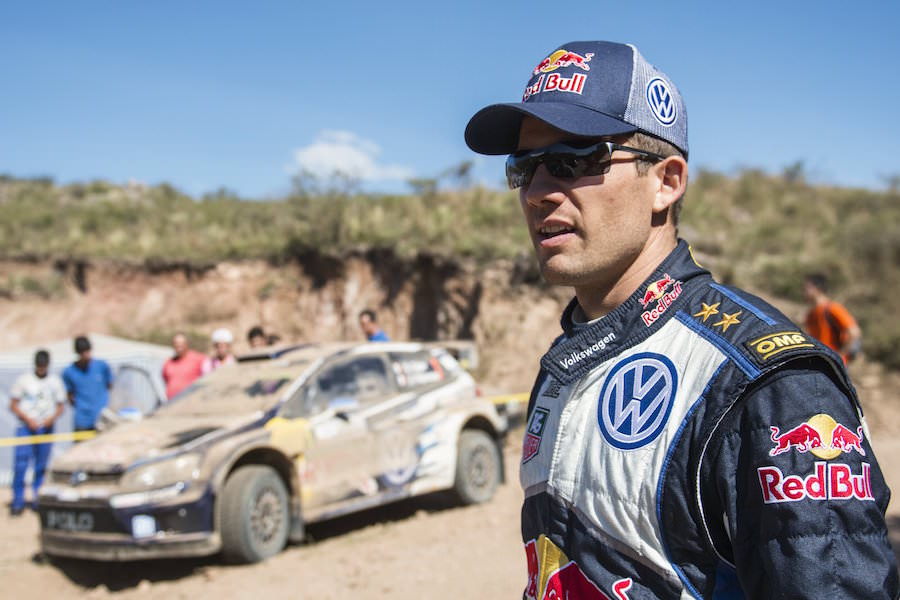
[506,142,611,189]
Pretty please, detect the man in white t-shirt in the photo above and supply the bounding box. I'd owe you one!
[9,349,66,515]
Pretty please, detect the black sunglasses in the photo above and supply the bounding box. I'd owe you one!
[506,140,667,189]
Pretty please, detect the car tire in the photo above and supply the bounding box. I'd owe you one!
[453,429,501,505]
[220,465,290,564]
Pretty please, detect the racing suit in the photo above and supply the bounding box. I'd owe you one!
[520,240,899,599]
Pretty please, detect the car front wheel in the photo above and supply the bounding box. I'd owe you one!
[453,429,502,505]
[220,465,289,564]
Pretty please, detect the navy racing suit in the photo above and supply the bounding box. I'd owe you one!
[520,240,898,599]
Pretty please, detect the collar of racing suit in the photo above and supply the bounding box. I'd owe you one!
[542,239,711,385]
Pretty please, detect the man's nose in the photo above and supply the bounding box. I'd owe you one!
[522,165,568,208]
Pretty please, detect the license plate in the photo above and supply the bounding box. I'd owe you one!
[44,509,95,532]
[131,515,156,539]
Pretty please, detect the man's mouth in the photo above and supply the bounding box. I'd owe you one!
[537,223,575,240]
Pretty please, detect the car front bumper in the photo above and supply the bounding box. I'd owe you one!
[38,487,219,561]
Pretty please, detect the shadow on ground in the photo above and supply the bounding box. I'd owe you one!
[40,491,461,591]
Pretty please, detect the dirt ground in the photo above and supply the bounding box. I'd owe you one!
[2,419,900,600]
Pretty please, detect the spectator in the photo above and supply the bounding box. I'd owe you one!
[9,349,66,515]
[804,273,862,364]
[202,328,236,374]
[247,325,268,348]
[63,335,113,432]
[358,309,390,341]
[161,332,206,400]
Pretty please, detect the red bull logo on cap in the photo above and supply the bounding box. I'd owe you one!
[769,413,866,459]
[523,49,594,101]
[532,49,594,75]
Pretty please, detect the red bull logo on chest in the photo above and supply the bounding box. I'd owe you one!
[525,535,632,600]
[639,274,682,327]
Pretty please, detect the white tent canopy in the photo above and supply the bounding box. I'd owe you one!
[0,334,173,486]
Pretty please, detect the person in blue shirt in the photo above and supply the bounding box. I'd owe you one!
[62,336,113,431]
[358,309,390,342]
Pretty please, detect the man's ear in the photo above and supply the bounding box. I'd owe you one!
[651,156,688,214]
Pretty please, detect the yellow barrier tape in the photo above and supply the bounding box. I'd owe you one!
[0,430,96,447]
[488,392,529,405]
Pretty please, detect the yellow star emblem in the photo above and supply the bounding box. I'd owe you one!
[713,311,742,332]
[693,302,720,322]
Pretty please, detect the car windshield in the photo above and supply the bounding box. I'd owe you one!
[158,363,308,416]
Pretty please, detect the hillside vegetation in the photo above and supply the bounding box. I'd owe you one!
[0,171,897,368]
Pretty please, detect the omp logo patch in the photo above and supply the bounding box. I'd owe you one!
[747,331,814,361]
[522,407,550,463]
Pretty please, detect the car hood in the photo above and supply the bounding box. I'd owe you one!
[52,411,267,473]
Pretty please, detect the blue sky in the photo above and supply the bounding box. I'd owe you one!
[2,2,898,197]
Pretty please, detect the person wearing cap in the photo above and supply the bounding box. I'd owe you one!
[466,41,897,598]
[9,349,66,515]
[162,332,206,400]
[202,328,236,375]
[62,335,114,432]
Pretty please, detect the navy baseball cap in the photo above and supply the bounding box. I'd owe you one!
[465,41,688,158]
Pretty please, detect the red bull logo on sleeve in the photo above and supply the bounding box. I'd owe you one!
[758,461,874,504]
[769,413,866,459]
[525,535,632,600]
[760,414,873,504]
[639,274,682,327]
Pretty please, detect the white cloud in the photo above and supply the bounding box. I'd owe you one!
[289,130,414,182]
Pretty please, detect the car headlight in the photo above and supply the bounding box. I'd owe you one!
[110,481,187,509]
[119,453,202,491]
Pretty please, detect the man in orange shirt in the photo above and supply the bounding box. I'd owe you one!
[804,273,861,363]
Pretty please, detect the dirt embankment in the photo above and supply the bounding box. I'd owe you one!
[0,251,570,394]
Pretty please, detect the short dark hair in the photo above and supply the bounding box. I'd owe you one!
[806,273,828,293]
[34,349,50,368]
[359,309,377,322]
[247,326,265,342]
[74,335,91,353]
[624,131,687,228]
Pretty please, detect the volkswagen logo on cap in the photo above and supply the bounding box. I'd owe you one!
[597,352,678,450]
[646,77,677,127]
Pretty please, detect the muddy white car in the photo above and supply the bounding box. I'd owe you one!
[37,342,506,563]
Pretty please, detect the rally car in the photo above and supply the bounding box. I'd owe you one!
[37,342,506,563]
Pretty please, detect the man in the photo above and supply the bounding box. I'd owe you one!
[202,328,236,375]
[62,335,113,432]
[465,41,897,598]
[358,309,390,341]
[803,273,861,364]
[9,350,65,515]
[247,325,268,348]
[161,332,205,400]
